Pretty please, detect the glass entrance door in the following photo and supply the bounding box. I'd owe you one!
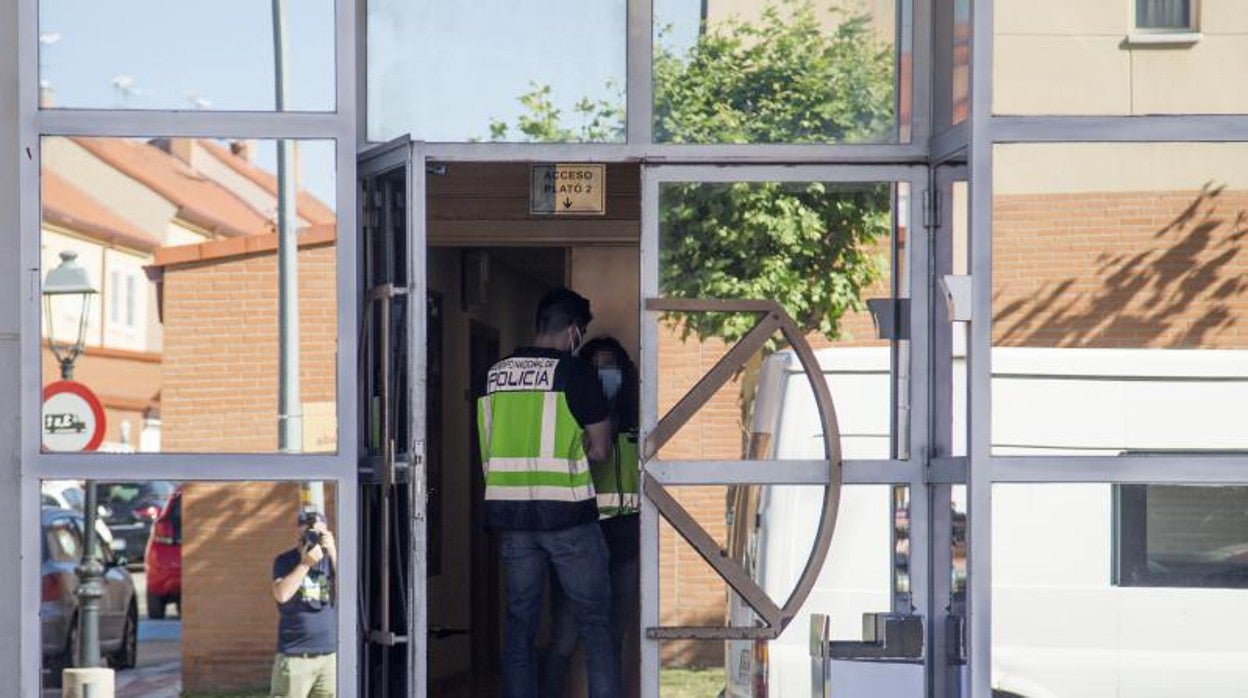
[638,164,933,698]
[358,138,428,698]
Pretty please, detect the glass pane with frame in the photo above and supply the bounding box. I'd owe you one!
[992,0,1247,116]
[37,479,339,695]
[39,136,338,454]
[993,482,1248,696]
[367,0,627,143]
[38,0,334,111]
[652,0,911,144]
[655,179,907,462]
[991,142,1248,457]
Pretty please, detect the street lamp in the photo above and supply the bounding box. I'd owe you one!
[42,249,105,670]
[43,250,97,381]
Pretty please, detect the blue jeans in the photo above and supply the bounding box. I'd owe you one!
[543,516,640,697]
[499,523,620,698]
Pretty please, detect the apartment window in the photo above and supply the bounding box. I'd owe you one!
[1136,0,1193,31]
[1116,485,1248,589]
[109,270,121,324]
[125,274,136,327]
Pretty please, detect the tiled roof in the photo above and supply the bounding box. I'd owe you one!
[42,172,163,252]
[73,137,274,238]
[197,140,337,226]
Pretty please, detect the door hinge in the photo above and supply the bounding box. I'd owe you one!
[922,187,941,231]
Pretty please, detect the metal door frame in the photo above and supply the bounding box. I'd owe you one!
[358,136,428,698]
[638,163,933,698]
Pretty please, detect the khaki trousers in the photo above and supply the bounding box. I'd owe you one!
[270,652,336,698]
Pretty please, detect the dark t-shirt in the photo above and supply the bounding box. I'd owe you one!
[272,548,337,655]
[481,347,610,530]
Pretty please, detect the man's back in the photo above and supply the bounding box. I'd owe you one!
[477,346,609,531]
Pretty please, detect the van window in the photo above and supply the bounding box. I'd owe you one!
[1116,485,1248,588]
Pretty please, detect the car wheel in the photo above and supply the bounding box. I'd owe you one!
[147,591,167,620]
[111,602,138,670]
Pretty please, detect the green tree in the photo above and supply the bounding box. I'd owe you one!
[488,0,894,343]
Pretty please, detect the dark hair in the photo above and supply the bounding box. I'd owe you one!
[535,287,593,335]
[580,336,639,432]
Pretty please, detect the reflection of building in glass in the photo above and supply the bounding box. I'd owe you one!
[40,137,335,452]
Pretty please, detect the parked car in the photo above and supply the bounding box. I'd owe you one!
[41,480,85,513]
[97,481,176,563]
[144,488,182,620]
[41,506,138,684]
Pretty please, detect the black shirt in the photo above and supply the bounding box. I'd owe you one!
[272,549,336,655]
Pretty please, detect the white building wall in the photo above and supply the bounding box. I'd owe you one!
[995,0,1248,114]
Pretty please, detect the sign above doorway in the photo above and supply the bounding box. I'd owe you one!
[529,163,606,215]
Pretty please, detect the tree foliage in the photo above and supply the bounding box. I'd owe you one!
[488,0,895,342]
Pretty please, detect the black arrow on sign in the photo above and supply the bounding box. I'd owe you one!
[563,197,573,209]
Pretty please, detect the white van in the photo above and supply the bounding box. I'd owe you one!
[724,346,1248,698]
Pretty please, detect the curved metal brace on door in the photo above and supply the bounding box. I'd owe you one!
[643,298,844,640]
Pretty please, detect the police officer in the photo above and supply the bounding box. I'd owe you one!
[542,336,641,697]
[477,287,620,698]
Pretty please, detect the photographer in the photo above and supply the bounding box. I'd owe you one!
[270,510,337,698]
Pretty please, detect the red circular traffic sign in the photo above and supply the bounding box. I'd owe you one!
[42,380,106,452]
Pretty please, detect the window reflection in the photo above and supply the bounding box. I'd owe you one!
[39,480,337,695]
[39,0,334,111]
[653,0,905,144]
[368,0,627,142]
[992,143,1248,455]
[40,137,338,454]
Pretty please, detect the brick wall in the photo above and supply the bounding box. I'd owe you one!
[159,235,337,452]
[181,481,338,692]
[994,187,1248,349]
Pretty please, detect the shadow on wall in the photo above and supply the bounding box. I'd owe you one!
[994,183,1248,349]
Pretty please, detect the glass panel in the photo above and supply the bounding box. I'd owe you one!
[991,143,1248,456]
[653,0,906,144]
[657,180,902,461]
[39,136,338,454]
[38,479,338,695]
[994,483,1248,696]
[367,1,627,142]
[656,486,906,695]
[993,0,1246,116]
[1116,484,1248,588]
[38,0,334,111]
[952,0,970,125]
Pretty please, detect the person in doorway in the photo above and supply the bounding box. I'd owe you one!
[270,510,337,698]
[542,336,641,697]
[477,286,620,698]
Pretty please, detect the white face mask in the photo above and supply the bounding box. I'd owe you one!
[599,368,623,401]
[569,325,584,355]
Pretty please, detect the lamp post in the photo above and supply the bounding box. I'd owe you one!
[42,250,104,669]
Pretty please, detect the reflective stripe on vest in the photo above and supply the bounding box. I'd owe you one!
[592,432,641,519]
[477,360,594,506]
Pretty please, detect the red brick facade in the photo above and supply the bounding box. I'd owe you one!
[157,230,337,452]
[993,187,1248,349]
[181,481,338,692]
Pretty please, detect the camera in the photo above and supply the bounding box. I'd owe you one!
[301,528,324,552]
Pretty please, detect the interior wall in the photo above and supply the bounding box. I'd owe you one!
[571,245,640,363]
[425,245,558,686]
